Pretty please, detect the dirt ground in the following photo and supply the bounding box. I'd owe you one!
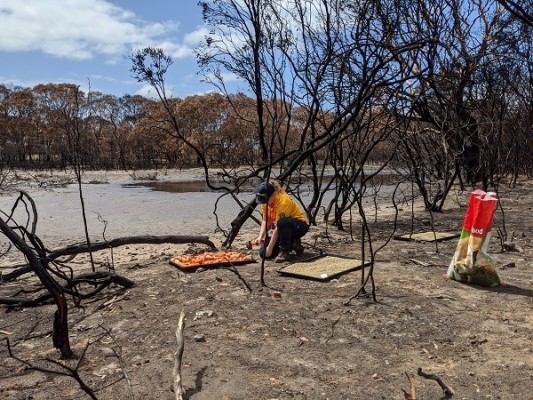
[0,172,532,400]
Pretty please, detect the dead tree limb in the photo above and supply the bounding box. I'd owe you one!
[173,310,186,400]
[6,337,97,399]
[1,265,33,282]
[0,272,135,307]
[2,235,217,283]
[0,216,73,359]
[97,325,135,400]
[222,201,256,248]
[48,235,217,259]
[417,367,455,397]
[0,296,36,305]
[225,265,252,292]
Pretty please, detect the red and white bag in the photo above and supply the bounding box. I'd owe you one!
[447,190,500,287]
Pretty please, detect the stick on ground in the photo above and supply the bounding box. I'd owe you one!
[417,367,454,397]
[402,371,417,399]
[173,310,186,400]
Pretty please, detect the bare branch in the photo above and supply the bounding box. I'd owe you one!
[402,371,417,400]
[173,310,186,400]
[417,367,455,397]
[5,337,98,399]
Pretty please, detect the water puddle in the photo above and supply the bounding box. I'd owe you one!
[123,180,257,193]
[122,173,400,194]
[123,181,214,193]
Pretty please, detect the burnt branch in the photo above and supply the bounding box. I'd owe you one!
[5,337,97,399]
[417,367,455,397]
[2,235,217,283]
[48,235,217,259]
[0,272,135,307]
[0,216,73,358]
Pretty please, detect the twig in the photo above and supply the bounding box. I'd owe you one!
[173,310,186,400]
[96,325,135,400]
[409,258,431,267]
[325,315,342,345]
[95,292,130,311]
[225,265,252,292]
[417,367,454,397]
[402,371,417,399]
[5,337,98,399]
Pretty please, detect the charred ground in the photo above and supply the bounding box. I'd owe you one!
[0,178,532,400]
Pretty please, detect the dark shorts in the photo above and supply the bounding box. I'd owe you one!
[259,217,309,259]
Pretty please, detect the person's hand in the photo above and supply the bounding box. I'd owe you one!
[251,237,263,246]
[247,237,262,249]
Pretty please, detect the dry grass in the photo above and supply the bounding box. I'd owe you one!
[279,255,364,279]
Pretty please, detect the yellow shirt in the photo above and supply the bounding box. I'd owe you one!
[260,191,308,226]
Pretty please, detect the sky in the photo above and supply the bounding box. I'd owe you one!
[0,0,235,99]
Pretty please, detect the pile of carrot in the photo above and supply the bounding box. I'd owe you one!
[172,251,254,268]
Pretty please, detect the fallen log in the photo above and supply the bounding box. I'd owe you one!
[2,235,217,283]
[48,235,217,259]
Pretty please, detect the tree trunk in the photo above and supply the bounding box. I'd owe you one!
[0,217,73,358]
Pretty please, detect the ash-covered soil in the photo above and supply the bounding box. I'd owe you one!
[0,174,531,400]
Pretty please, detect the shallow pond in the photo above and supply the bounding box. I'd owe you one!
[0,173,400,252]
[0,181,258,249]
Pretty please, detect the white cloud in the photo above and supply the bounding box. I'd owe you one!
[135,84,159,99]
[218,72,240,83]
[151,41,193,59]
[183,26,210,46]
[0,0,194,61]
[135,83,182,100]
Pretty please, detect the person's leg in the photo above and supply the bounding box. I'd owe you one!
[276,218,309,260]
[291,219,309,255]
[293,237,304,256]
[276,217,293,253]
[291,219,309,242]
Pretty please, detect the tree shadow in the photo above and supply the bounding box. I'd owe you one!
[183,366,207,400]
[467,282,533,298]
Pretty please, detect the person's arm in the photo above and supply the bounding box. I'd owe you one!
[252,220,267,246]
[264,225,279,257]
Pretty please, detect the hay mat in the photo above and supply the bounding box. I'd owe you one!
[394,231,459,242]
[278,255,367,281]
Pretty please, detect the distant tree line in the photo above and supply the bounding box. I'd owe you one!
[0,84,259,170]
[0,0,531,197]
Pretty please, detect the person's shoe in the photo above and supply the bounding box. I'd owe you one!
[275,251,289,263]
[293,238,304,256]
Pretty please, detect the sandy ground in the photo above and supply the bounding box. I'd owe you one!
[0,169,532,400]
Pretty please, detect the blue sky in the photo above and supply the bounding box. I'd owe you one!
[0,0,232,99]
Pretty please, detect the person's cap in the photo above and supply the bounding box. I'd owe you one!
[255,182,274,204]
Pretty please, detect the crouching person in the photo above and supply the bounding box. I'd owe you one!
[250,180,309,263]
